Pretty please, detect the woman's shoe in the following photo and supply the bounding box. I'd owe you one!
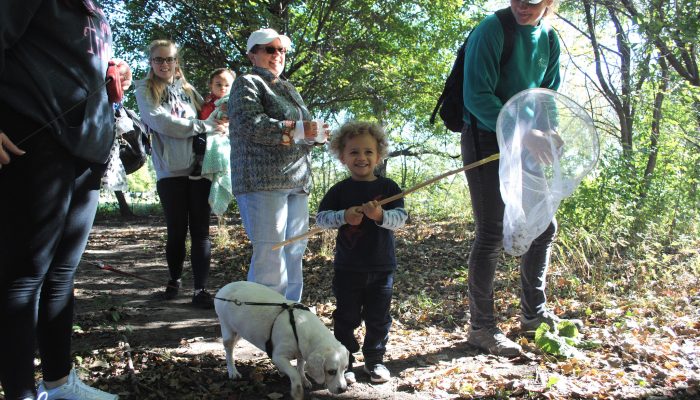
[163,279,181,300]
[37,369,118,399]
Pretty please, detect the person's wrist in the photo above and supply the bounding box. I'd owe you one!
[281,120,294,145]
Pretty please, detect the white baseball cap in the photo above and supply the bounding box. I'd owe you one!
[246,28,292,53]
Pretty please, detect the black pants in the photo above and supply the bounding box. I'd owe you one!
[461,125,556,329]
[156,176,212,289]
[0,131,105,399]
[332,270,394,364]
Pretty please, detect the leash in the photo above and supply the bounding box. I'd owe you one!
[15,78,114,147]
[90,259,309,356]
[214,297,310,357]
[86,260,180,289]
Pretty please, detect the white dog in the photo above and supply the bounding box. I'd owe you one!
[215,281,349,400]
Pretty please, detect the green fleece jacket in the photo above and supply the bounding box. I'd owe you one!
[463,11,560,133]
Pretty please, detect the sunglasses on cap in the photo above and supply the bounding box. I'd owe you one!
[152,57,177,64]
[259,46,287,55]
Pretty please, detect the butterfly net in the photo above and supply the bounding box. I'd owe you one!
[496,88,599,256]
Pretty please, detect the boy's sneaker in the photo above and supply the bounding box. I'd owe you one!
[192,289,214,309]
[163,279,181,300]
[520,311,584,334]
[467,326,521,357]
[363,362,390,383]
[343,370,357,385]
[37,368,118,399]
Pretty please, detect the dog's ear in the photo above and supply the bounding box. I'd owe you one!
[306,350,326,384]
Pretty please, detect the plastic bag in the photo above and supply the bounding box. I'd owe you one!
[102,137,128,192]
[496,88,599,256]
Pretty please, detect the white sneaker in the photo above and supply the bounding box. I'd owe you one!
[37,369,118,400]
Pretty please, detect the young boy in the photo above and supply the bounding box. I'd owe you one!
[316,121,408,384]
[192,68,235,178]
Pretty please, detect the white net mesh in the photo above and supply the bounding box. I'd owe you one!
[496,88,599,256]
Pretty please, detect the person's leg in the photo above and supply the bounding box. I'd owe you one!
[235,190,290,296]
[332,271,364,356]
[283,188,308,302]
[520,219,557,318]
[188,178,212,290]
[156,177,189,284]
[39,158,104,382]
[461,128,503,330]
[0,133,75,399]
[361,271,394,364]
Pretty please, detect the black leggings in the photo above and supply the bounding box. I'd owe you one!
[156,177,212,289]
[0,132,105,399]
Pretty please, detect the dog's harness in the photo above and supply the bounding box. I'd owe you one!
[214,297,310,357]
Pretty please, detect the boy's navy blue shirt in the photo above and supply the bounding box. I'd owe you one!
[317,176,406,272]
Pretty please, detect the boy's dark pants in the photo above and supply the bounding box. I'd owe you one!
[332,270,394,365]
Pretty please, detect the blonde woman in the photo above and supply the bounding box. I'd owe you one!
[134,40,226,308]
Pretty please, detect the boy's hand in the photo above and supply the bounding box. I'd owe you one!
[362,200,383,222]
[344,206,364,226]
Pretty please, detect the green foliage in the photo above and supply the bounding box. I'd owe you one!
[534,321,583,358]
[126,163,156,193]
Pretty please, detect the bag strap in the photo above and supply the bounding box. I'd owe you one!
[495,7,517,68]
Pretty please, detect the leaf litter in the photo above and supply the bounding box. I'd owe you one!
[10,215,697,400]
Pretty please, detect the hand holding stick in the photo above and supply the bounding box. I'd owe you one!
[271,153,500,250]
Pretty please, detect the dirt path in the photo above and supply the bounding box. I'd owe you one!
[74,217,478,399]
[67,216,699,400]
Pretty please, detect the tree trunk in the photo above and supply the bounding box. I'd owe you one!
[115,191,135,218]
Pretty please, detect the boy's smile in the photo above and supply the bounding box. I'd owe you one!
[340,133,380,181]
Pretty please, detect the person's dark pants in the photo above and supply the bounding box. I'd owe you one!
[332,270,394,364]
[156,177,212,290]
[0,130,105,399]
[460,125,556,329]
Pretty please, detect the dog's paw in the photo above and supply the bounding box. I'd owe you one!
[228,368,242,380]
[291,383,304,400]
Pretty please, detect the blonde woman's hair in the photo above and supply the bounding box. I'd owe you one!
[329,121,389,160]
[145,39,201,110]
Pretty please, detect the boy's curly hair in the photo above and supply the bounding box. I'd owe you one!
[329,121,389,160]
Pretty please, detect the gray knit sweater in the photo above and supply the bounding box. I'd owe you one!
[228,66,313,195]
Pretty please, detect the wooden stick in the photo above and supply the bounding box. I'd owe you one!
[271,153,500,250]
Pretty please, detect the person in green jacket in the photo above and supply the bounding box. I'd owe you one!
[461,0,582,357]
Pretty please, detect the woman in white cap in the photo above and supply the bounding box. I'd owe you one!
[229,28,328,302]
[460,0,582,357]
